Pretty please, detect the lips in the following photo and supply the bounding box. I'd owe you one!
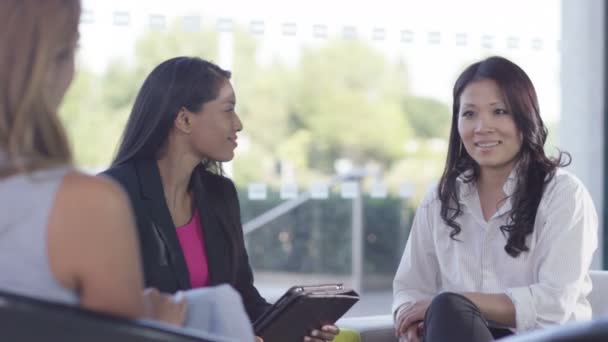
[228,136,238,146]
[475,141,501,148]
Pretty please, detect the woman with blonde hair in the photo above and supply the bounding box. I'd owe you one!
[0,3,260,340]
[0,0,184,325]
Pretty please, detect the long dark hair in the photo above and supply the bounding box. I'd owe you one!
[112,56,231,169]
[438,56,570,257]
[112,57,244,278]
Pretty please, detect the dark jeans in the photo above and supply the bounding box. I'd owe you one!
[422,292,513,342]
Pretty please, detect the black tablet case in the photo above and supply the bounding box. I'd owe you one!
[253,284,360,342]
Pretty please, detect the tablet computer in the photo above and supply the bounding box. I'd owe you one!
[253,284,359,342]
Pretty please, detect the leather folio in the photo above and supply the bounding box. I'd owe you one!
[253,284,360,342]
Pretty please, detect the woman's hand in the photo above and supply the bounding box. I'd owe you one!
[398,321,423,342]
[142,288,187,326]
[303,324,340,341]
[395,298,432,338]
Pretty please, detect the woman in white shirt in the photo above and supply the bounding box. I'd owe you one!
[392,56,598,342]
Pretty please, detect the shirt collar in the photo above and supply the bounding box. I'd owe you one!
[457,164,519,198]
[456,163,520,221]
[502,165,519,197]
[456,169,476,204]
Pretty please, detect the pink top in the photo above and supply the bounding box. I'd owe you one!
[176,210,209,288]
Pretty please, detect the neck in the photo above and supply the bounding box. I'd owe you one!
[156,142,199,208]
[478,162,516,194]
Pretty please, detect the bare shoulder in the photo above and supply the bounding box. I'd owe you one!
[48,170,137,279]
[48,170,144,318]
[60,170,128,203]
[51,170,133,235]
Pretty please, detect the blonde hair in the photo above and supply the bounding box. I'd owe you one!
[0,0,81,176]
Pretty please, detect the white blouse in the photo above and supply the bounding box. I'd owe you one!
[392,168,598,332]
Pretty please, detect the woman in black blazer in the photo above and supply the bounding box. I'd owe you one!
[102,57,338,342]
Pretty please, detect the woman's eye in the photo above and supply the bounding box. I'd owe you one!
[495,108,508,115]
[461,111,474,117]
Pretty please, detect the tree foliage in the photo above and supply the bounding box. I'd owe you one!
[60,25,450,185]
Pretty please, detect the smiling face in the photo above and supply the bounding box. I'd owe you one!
[184,80,243,162]
[457,78,523,173]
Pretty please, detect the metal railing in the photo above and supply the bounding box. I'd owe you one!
[242,168,371,293]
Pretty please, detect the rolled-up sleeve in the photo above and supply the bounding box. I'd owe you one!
[505,176,598,332]
[392,198,441,318]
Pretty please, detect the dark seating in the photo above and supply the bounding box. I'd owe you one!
[0,290,216,342]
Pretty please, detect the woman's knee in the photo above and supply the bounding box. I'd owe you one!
[428,292,478,316]
[425,293,494,342]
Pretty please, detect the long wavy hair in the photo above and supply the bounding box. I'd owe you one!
[0,0,80,176]
[438,56,570,257]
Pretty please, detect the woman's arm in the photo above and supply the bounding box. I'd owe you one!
[460,292,515,327]
[502,174,598,331]
[48,172,145,318]
[226,179,272,321]
[393,195,441,335]
[224,179,339,341]
[233,238,272,321]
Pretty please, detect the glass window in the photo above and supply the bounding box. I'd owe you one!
[66,0,563,317]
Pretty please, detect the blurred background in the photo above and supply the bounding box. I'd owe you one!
[65,0,605,317]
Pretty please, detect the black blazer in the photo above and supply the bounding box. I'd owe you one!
[102,159,270,322]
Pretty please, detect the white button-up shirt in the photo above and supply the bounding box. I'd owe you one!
[392,168,598,332]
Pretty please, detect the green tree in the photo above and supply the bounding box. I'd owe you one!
[230,28,303,184]
[60,24,220,168]
[61,24,450,190]
[403,96,450,138]
[290,40,413,172]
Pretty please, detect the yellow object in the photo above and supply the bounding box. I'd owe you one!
[333,328,361,342]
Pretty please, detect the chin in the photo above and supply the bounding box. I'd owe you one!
[201,151,234,163]
[476,158,517,171]
[216,154,235,163]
